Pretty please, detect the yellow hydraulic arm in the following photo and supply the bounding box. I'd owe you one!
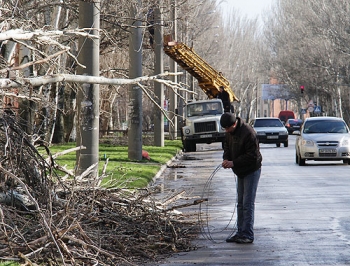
[163,41,239,102]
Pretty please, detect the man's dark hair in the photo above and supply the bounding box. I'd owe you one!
[220,113,236,128]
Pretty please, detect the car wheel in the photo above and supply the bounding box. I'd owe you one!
[295,153,298,164]
[343,159,350,165]
[284,141,288,147]
[297,152,306,166]
[222,141,225,150]
[276,143,281,147]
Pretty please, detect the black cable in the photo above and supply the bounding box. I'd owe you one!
[198,164,238,243]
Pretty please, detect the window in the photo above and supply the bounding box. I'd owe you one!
[254,119,283,127]
[303,120,348,133]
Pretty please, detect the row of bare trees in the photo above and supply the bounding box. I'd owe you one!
[1,0,350,145]
[0,0,225,144]
[209,0,350,123]
[263,0,350,122]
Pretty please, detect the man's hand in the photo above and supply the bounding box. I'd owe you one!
[222,160,233,168]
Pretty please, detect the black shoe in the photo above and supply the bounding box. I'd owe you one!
[226,234,240,243]
[235,237,253,244]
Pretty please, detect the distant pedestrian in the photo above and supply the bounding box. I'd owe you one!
[220,113,262,244]
[218,86,231,112]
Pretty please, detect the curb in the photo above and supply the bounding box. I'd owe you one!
[152,149,183,182]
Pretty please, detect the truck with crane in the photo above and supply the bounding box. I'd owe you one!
[163,40,239,152]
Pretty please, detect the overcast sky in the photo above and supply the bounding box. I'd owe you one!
[216,0,275,21]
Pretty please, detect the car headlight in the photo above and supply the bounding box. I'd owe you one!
[301,139,314,146]
[279,130,288,135]
[341,138,350,146]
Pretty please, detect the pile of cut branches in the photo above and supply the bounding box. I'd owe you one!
[0,114,199,265]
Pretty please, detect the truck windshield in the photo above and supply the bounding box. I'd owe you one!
[186,102,223,117]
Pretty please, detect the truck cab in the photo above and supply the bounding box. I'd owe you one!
[181,99,226,152]
[163,40,239,152]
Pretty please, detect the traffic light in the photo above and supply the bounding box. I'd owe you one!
[300,85,304,93]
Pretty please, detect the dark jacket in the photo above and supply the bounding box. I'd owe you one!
[223,117,262,177]
[218,90,230,106]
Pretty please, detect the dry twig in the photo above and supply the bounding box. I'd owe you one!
[0,114,199,265]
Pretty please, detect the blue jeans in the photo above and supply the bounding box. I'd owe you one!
[236,168,261,240]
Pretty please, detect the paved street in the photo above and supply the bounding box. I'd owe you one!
[154,135,350,265]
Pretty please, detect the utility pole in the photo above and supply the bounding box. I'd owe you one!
[76,1,100,177]
[154,3,164,147]
[128,0,143,160]
[169,0,177,139]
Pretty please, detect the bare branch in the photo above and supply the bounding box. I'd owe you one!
[0,49,69,74]
[0,29,99,42]
[0,166,66,265]
[0,72,184,88]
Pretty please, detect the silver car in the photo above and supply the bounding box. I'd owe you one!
[249,117,289,147]
[295,117,350,166]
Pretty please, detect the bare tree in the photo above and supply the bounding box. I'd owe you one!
[218,7,267,120]
[264,0,350,121]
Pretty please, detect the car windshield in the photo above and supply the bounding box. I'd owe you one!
[254,119,283,127]
[186,102,223,117]
[288,119,302,125]
[303,120,349,134]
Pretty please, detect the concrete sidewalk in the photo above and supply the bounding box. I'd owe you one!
[152,142,350,266]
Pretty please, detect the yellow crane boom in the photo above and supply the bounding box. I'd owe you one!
[163,41,239,102]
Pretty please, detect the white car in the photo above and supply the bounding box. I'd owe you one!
[249,117,289,147]
[295,117,350,166]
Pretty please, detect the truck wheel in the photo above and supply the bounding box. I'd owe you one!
[184,140,196,152]
[190,141,196,152]
[183,140,191,152]
[180,129,186,151]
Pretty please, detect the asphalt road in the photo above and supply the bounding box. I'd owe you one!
[154,135,350,266]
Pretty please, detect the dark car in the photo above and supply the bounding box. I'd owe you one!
[285,119,303,134]
[249,117,289,147]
